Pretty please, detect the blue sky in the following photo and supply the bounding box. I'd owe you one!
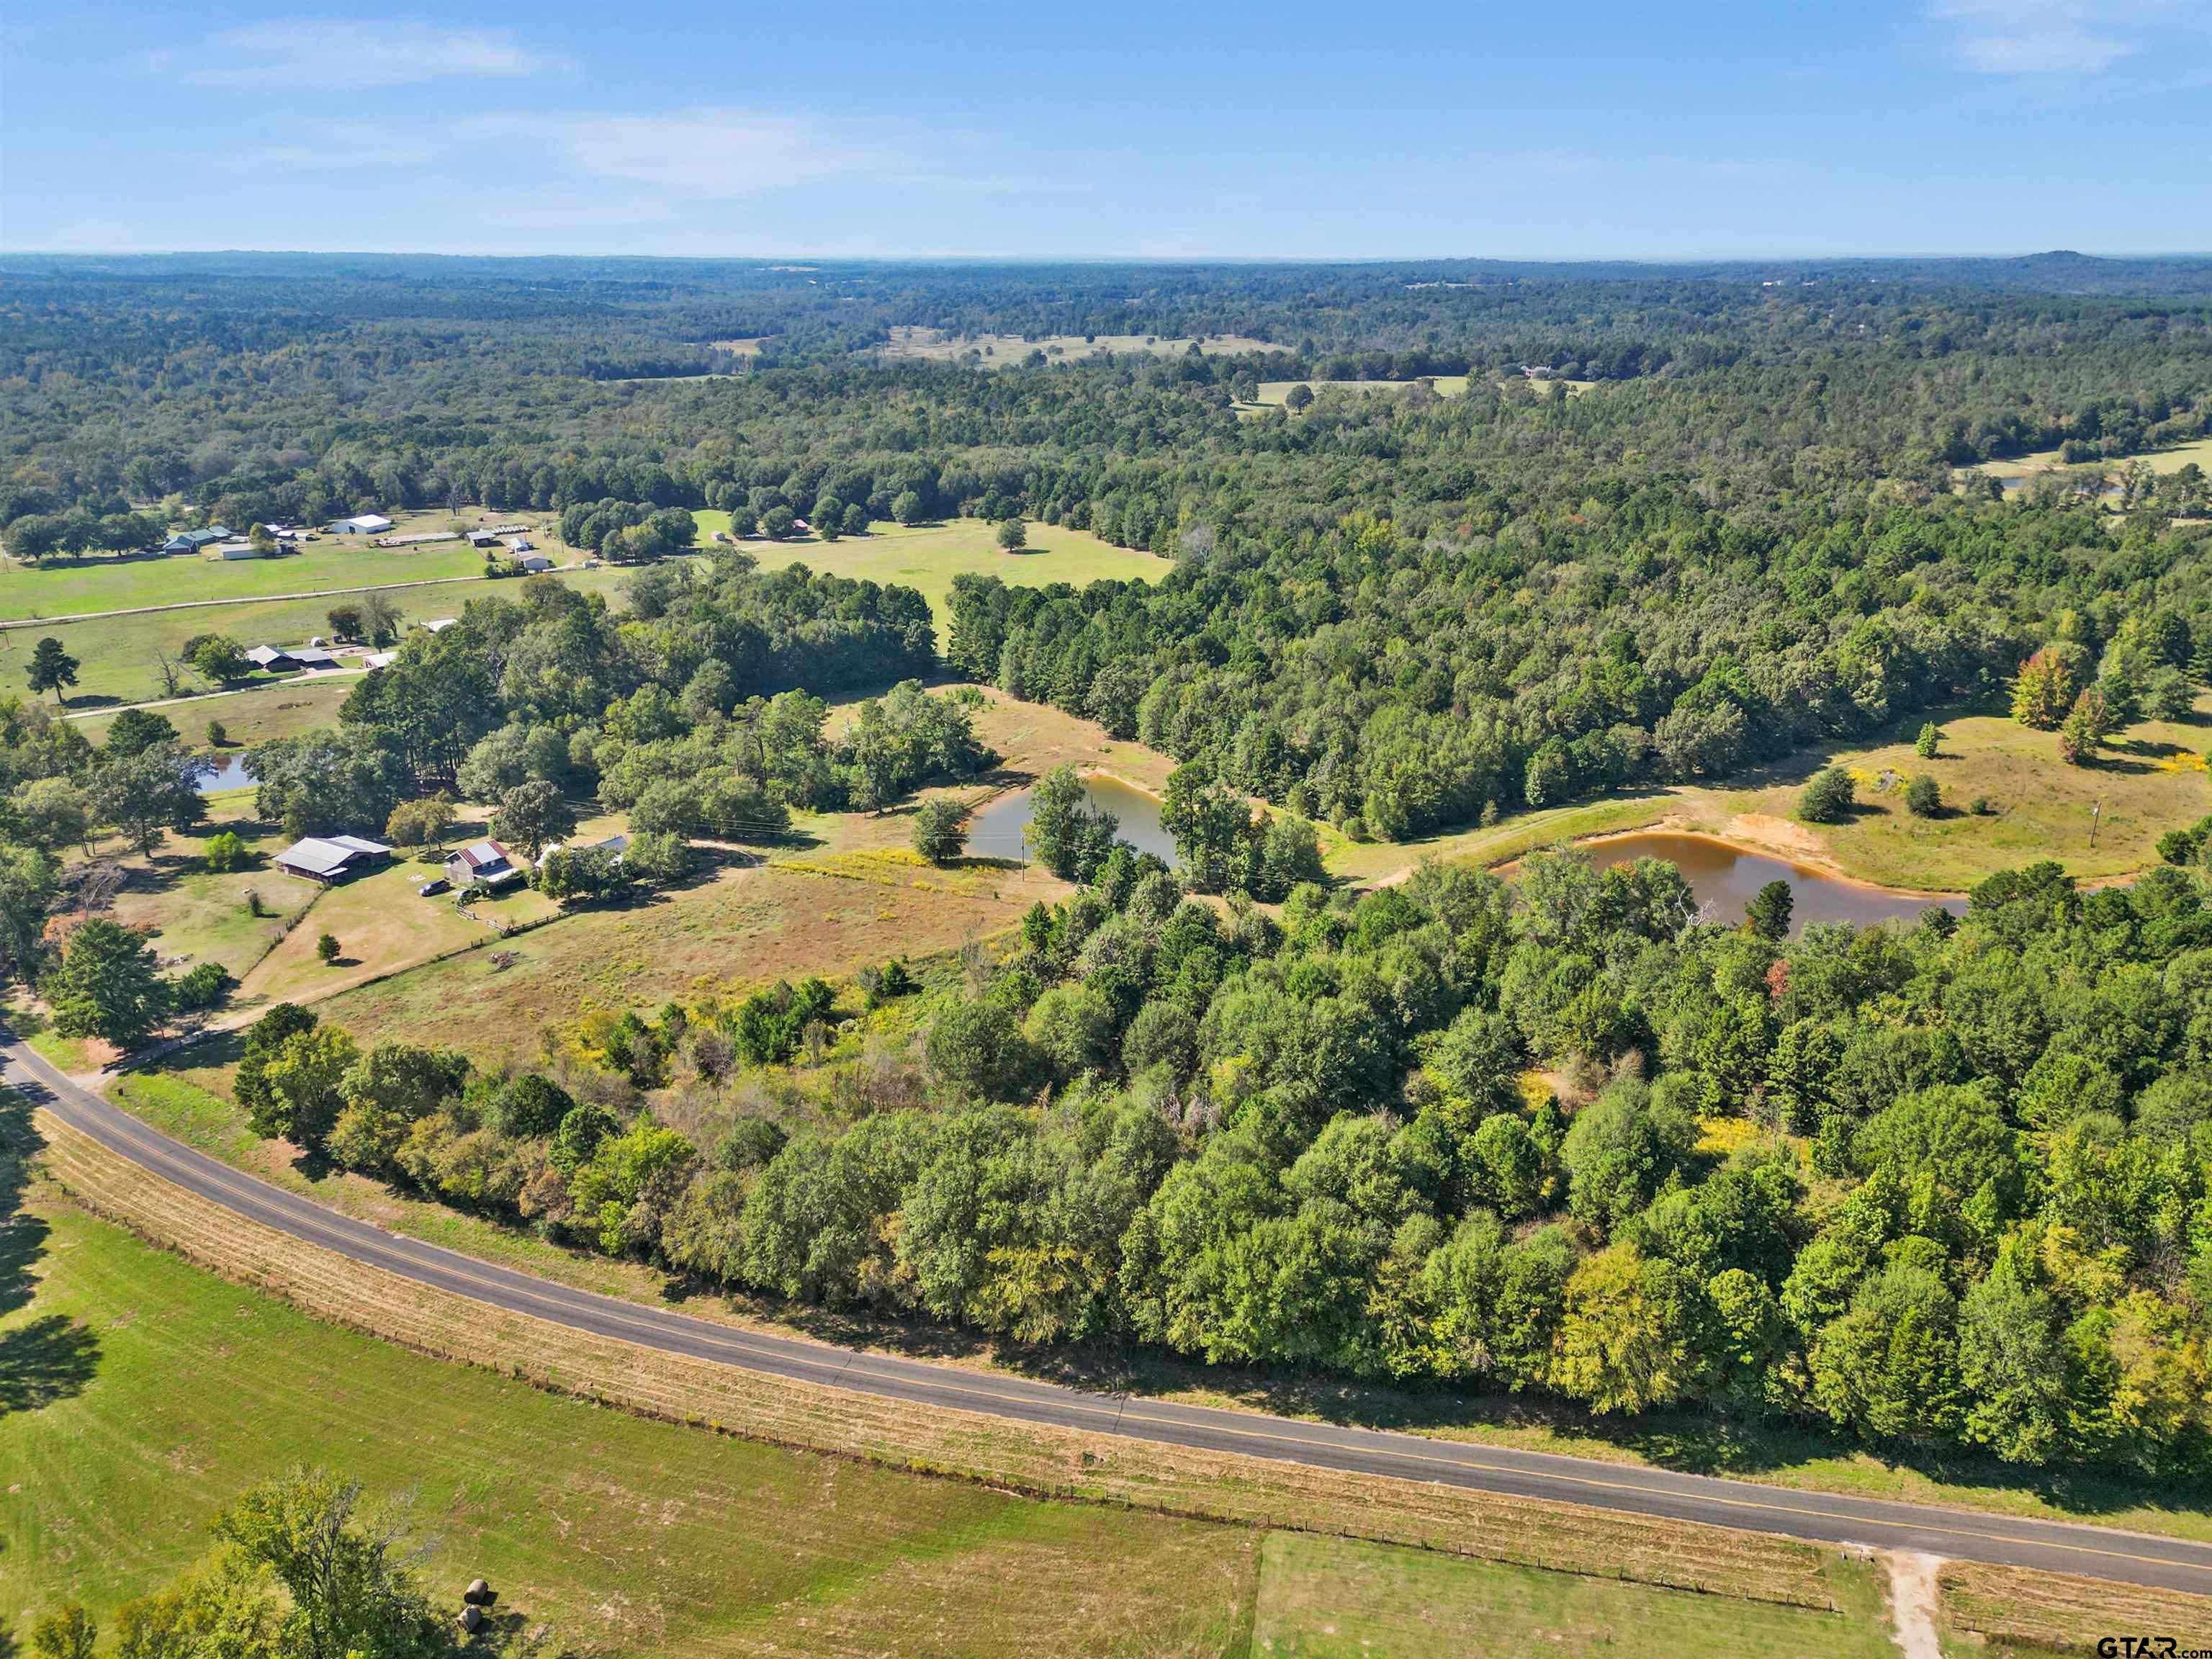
[4,1,2207,258]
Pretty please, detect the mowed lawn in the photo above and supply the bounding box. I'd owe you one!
[1247,1531,1895,1659]
[0,1193,1254,1657]
[699,516,1173,629]
[0,535,487,621]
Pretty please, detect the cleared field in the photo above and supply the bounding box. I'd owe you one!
[75,675,360,749]
[0,506,559,620]
[1247,1530,1894,1659]
[12,559,658,713]
[236,841,559,1014]
[1969,433,2212,481]
[1327,698,2212,894]
[0,1187,1252,1655]
[701,517,1172,629]
[104,789,320,981]
[876,326,1285,365]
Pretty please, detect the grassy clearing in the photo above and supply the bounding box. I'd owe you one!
[700,517,1172,630]
[104,790,320,981]
[1246,1530,1895,1658]
[876,326,1285,366]
[236,842,559,1015]
[0,1190,1252,1655]
[1968,433,2212,481]
[75,674,361,749]
[1324,698,2212,895]
[7,552,648,714]
[1937,1558,2212,1655]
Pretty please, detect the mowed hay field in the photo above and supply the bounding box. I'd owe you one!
[696,515,1173,629]
[1246,1531,1894,1659]
[0,1195,1253,1656]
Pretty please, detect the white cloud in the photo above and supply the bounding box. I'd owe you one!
[243,122,442,172]
[148,19,557,87]
[471,109,884,200]
[1928,0,2185,76]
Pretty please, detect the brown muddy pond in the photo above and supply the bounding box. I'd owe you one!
[1581,832,1955,931]
[963,775,1179,867]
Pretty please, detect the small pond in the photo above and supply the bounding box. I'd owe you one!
[1579,832,1954,931]
[195,755,253,793]
[963,774,1178,867]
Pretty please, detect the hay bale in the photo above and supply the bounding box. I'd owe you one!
[464,1578,491,1604]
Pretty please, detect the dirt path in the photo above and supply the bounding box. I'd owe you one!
[1887,1551,1944,1659]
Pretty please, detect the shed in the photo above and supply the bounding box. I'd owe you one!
[502,534,535,553]
[516,554,554,574]
[421,617,459,632]
[245,645,298,671]
[468,531,502,549]
[272,835,392,884]
[207,539,261,560]
[328,513,395,535]
[539,832,627,868]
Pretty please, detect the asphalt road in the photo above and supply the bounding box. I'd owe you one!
[12,1033,2212,1600]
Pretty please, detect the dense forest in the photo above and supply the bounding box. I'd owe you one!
[4,254,2212,1483]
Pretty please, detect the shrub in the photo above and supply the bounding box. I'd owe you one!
[1799,767,1856,824]
[171,960,232,1012]
[1905,775,1942,817]
[204,830,249,873]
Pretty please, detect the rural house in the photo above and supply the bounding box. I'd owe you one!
[516,554,554,573]
[445,839,525,891]
[271,835,392,884]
